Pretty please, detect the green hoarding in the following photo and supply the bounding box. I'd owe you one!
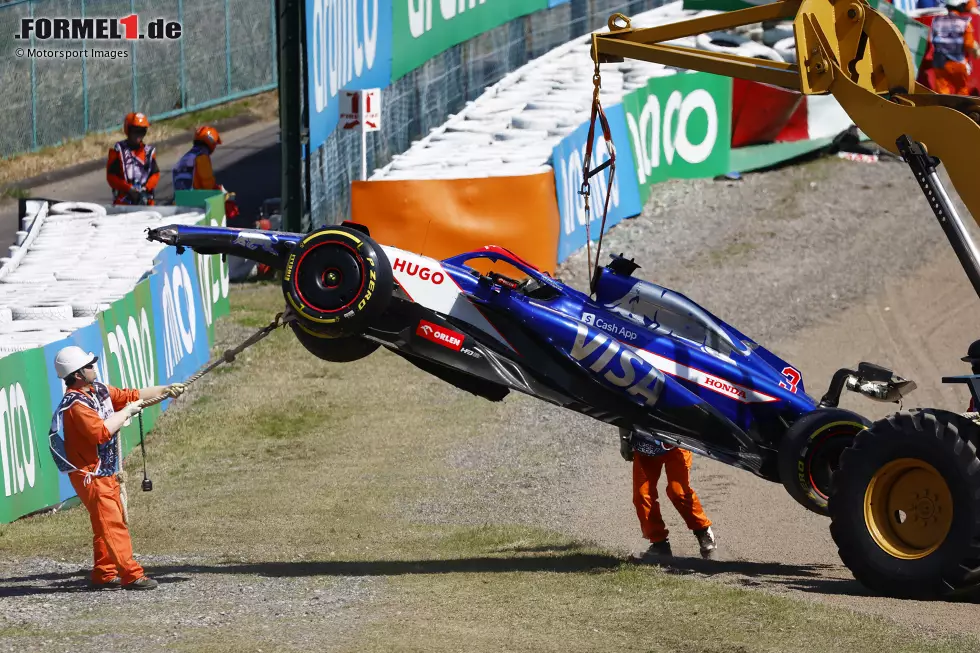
[0,348,59,524]
[0,193,231,524]
[621,72,733,206]
[98,280,162,452]
[392,0,549,80]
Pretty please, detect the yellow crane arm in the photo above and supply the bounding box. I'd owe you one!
[590,0,980,296]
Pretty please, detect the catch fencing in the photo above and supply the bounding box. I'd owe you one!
[0,0,278,159]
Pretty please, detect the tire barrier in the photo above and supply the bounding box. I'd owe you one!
[0,192,230,523]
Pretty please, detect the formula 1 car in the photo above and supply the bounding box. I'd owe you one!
[146,222,913,518]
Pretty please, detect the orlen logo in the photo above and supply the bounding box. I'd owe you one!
[393,258,445,284]
[0,383,36,498]
[702,376,747,400]
[416,319,464,351]
[569,323,663,407]
[626,88,719,185]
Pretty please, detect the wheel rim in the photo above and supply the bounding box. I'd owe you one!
[293,241,366,314]
[807,427,856,500]
[864,458,953,560]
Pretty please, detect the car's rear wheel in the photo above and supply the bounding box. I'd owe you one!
[777,408,871,516]
[282,226,393,338]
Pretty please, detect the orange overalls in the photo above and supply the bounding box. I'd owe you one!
[106,140,160,205]
[633,446,712,543]
[60,383,145,585]
[932,11,976,96]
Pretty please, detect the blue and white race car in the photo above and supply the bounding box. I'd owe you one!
[147,221,915,520]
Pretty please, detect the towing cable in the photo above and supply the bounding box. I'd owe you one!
[116,308,297,523]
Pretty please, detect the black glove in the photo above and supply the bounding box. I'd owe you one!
[619,427,634,462]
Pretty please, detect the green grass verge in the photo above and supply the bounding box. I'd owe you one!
[0,283,974,652]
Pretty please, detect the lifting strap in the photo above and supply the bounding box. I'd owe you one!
[580,44,617,297]
[116,308,296,523]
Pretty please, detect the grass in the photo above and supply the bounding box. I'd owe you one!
[1,187,31,200]
[0,282,976,652]
[0,90,279,188]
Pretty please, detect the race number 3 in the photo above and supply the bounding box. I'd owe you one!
[779,366,802,393]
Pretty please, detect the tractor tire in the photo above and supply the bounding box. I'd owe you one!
[777,407,871,516]
[290,320,380,363]
[828,408,980,599]
[282,226,393,338]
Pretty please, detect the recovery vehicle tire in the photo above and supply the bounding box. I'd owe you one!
[828,408,980,599]
[777,407,871,516]
[290,320,380,363]
[282,226,393,338]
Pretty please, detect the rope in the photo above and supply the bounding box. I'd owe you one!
[580,42,618,298]
[137,308,295,410]
[115,308,296,523]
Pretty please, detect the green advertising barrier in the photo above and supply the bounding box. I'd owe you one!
[621,72,734,205]
[0,195,231,524]
[392,0,550,80]
[0,348,60,524]
[98,279,165,454]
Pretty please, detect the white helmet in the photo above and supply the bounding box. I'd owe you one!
[54,346,97,379]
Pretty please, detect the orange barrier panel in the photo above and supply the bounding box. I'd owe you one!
[350,171,561,276]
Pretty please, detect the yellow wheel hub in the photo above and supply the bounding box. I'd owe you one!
[864,458,953,560]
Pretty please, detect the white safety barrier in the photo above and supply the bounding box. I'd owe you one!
[0,201,205,358]
[370,1,808,183]
[371,2,715,181]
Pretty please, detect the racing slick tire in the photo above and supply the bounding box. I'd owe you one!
[828,409,980,599]
[290,320,380,363]
[777,408,871,516]
[282,226,393,338]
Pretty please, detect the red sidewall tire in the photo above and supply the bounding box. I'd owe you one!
[282,227,393,337]
[777,408,871,516]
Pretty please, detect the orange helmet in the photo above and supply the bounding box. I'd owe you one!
[123,112,150,135]
[194,125,222,152]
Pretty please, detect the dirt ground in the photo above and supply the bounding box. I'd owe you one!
[408,153,980,639]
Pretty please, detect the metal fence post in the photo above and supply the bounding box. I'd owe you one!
[81,0,89,133]
[29,0,37,150]
[179,0,186,109]
[278,0,303,233]
[300,1,311,229]
[130,0,137,110]
[225,0,232,94]
[270,0,278,83]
